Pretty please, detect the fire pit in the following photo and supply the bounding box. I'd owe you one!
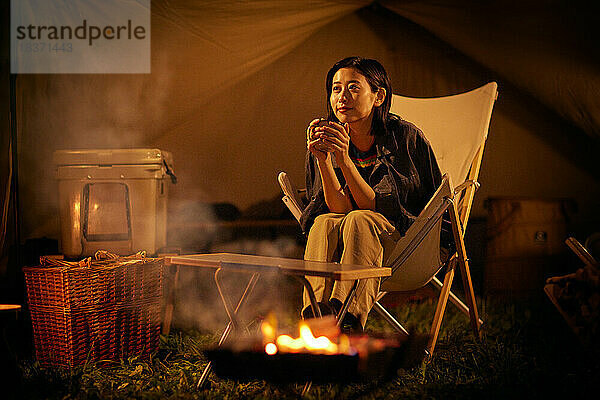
[205,316,427,383]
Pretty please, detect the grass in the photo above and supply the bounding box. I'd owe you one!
[9,296,600,399]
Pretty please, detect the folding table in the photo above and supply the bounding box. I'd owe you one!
[164,253,391,388]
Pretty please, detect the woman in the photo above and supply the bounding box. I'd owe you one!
[300,57,442,332]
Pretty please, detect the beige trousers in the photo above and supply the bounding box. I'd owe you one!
[302,210,400,327]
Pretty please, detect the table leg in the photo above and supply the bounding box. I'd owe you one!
[214,268,244,333]
[162,264,180,335]
[197,271,260,389]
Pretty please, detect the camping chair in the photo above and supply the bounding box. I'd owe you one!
[278,82,498,356]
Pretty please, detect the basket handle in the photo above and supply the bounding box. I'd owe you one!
[94,250,120,260]
[94,250,146,260]
[39,255,92,268]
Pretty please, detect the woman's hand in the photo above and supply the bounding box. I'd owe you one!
[307,119,353,213]
[306,119,329,162]
[317,121,351,166]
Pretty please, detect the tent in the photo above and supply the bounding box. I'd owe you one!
[2,0,599,264]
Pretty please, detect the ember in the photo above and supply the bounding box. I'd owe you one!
[265,342,277,355]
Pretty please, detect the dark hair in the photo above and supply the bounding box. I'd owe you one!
[325,56,393,136]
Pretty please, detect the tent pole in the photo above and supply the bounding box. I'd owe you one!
[9,73,21,271]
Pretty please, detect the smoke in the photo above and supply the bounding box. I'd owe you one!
[167,198,218,252]
[17,56,173,242]
[211,236,303,259]
[169,236,305,333]
[16,62,307,332]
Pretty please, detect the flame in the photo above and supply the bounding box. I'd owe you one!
[299,323,338,353]
[261,318,344,355]
[261,320,275,340]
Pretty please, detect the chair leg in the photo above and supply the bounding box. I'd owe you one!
[430,277,484,327]
[372,301,409,336]
[448,199,481,339]
[294,276,322,318]
[336,279,360,326]
[428,261,455,355]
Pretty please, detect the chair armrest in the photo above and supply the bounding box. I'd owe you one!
[565,237,599,269]
[282,196,303,223]
[453,180,480,196]
[278,172,304,223]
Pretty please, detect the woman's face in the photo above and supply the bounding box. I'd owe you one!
[330,67,383,125]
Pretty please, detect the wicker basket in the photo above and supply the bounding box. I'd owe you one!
[23,251,163,368]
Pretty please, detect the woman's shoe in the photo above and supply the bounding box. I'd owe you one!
[301,301,335,319]
[340,313,363,334]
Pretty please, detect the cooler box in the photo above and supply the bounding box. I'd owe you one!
[54,149,176,258]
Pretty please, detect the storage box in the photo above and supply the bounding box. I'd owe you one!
[484,197,569,295]
[23,252,163,368]
[53,149,175,258]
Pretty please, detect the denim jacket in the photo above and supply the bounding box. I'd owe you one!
[299,116,442,236]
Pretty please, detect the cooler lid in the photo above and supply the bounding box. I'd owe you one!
[53,149,172,166]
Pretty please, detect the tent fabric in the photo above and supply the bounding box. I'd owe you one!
[148,0,600,139]
[149,0,368,131]
[380,0,600,140]
[9,0,600,243]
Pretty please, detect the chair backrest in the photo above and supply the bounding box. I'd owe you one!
[390,82,497,228]
[379,83,498,292]
[381,174,452,291]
